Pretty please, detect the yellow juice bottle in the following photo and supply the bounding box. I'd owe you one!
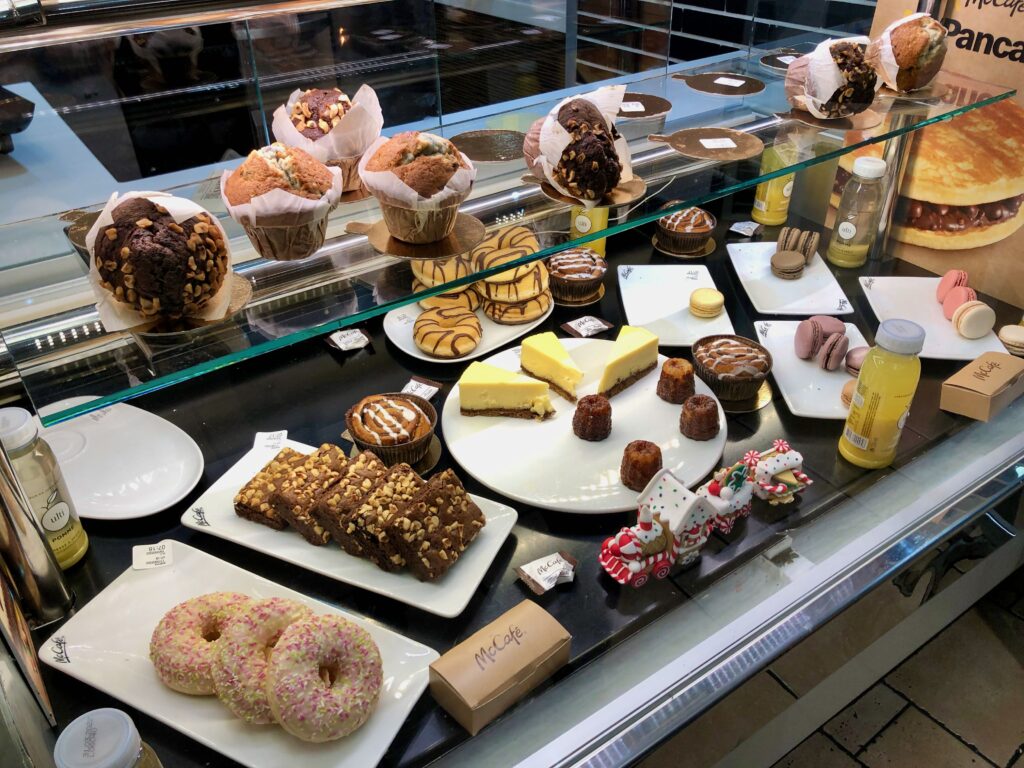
[751,142,797,226]
[570,205,609,256]
[839,319,925,469]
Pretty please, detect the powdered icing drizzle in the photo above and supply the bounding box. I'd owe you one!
[696,338,769,380]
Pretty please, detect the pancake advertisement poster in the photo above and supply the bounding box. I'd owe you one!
[864,1,1024,308]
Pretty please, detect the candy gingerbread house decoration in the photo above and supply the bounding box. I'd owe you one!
[751,440,812,504]
[697,457,755,534]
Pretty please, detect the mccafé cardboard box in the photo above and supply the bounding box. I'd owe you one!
[940,351,1024,422]
[429,600,571,735]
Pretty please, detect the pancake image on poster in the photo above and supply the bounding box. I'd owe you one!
[831,99,1024,251]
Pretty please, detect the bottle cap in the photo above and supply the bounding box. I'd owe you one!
[0,407,38,453]
[875,319,925,355]
[852,156,887,179]
[54,709,141,768]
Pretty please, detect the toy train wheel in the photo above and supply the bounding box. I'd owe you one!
[632,572,649,588]
[653,561,672,580]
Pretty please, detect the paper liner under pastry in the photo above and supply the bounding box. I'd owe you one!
[219,166,343,260]
[271,84,383,191]
[784,36,879,119]
[84,191,234,331]
[865,13,946,93]
[345,393,437,466]
[692,334,772,402]
[534,85,635,210]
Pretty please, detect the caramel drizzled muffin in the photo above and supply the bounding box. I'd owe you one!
[347,395,432,447]
[290,87,352,139]
[657,207,716,254]
[572,394,612,442]
[547,246,607,302]
[656,358,695,404]
[620,440,662,492]
[680,394,720,441]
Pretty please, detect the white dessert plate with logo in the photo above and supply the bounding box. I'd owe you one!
[39,541,437,768]
[617,264,735,346]
[39,397,204,520]
[755,320,867,419]
[182,439,516,617]
[383,301,553,363]
[859,276,1006,360]
[726,241,854,315]
[442,337,727,513]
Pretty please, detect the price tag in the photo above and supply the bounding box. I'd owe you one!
[132,542,173,570]
[255,431,287,450]
[561,316,614,338]
[713,76,746,87]
[620,101,645,113]
[402,376,442,400]
[700,137,738,149]
[327,328,371,351]
[778,55,797,65]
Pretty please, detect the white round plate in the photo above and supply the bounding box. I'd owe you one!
[383,300,554,364]
[40,397,205,520]
[442,338,727,513]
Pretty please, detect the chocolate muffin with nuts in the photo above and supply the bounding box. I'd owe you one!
[786,38,878,119]
[94,197,228,318]
[289,87,352,140]
[553,98,622,201]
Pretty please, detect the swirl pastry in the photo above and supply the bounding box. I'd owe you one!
[478,261,549,302]
[413,307,482,358]
[692,335,772,402]
[482,291,552,325]
[346,395,433,447]
[470,225,540,284]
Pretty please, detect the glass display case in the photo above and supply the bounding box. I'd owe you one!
[1,1,1023,767]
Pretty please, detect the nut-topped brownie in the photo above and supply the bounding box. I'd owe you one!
[269,444,349,545]
[233,447,310,529]
[342,464,425,571]
[387,469,486,582]
[310,450,389,557]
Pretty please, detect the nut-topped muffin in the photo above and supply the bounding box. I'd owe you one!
[692,334,772,402]
[224,143,334,205]
[786,39,878,119]
[547,246,607,302]
[657,206,716,254]
[553,98,622,201]
[289,87,352,139]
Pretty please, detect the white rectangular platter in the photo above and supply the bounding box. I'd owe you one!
[859,276,1006,361]
[755,320,867,419]
[726,241,854,315]
[617,264,734,345]
[182,440,517,618]
[39,541,438,768]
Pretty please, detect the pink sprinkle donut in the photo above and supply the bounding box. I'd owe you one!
[213,597,312,723]
[266,614,383,742]
[149,592,252,695]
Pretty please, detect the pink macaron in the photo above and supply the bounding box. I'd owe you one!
[817,331,850,371]
[942,285,978,320]
[845,345,869,377]
[808,315,846,336]
[794,319,823,360]
[936,269,969,303]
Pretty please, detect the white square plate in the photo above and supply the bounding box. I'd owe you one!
[726,241,853,315]
[859,276,1006,360]
[617,264,734,345]
[754,320,867,419]
[182,441,517,618]
[38,541,438,768]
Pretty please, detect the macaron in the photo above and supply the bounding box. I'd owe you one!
[689,287,725,318]
[817,331,850,371]
[998,324,1024,357]
[942,285,978,320]
[796,231,820,264]
[845,345,868,377]
[777,226,800,251]
[841,379,857,409]
[771,249,805,280]
[936,269,969,303]
[809,315,846,336]
[952,300,996,340]
[794,318,824,360]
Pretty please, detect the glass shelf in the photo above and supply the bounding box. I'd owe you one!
[1,54,1014,426]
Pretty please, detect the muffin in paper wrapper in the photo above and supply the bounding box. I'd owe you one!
[534,84,635,210]
[865,13,947,93]
[358,135,477,244]
[84,191,234,331]
[345,392,437,466]
[784,37,880,119]
[271,84,383,192]
[219,165,343,261]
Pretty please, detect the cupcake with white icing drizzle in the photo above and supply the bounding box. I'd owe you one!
[345,393,437,465]
[691,334,772,402]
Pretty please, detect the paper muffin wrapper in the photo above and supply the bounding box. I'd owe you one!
[327,155,363,193]
[657,210,716,254]
[692,334,772,402]
[864,13,945,93]
[84,191,234,331]
[241,217,328,261]
[549,273,604,301]
[270,83,383,164]
[784,36,879,119]
[378,196,467,244]
[345,393,437,466]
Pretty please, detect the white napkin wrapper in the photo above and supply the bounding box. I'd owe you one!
[357,135,477,210]
[219,164,343,228]
[270,84,384,164]
[327,328,371,351]
[561,315,614,338]
[516,551,577,595]
[402,376,442,400]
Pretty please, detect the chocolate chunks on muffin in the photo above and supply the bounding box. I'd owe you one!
[821,42,877,118]
[269,443,349,545]
[310,450,389,557]
[339,464,426,572]
[290,87,352,140]
[386,469,485,582]
[554,98,622,201]
[233,447,310,529]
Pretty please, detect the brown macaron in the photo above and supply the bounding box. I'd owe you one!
[777,226,799,252]
[770,249,805,280]
[797,230,820,264]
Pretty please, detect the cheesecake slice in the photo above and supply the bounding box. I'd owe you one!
[598,326,659,397]
[520,332,583,402]
[458,361,555,420]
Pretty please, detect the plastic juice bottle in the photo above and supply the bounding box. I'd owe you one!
[0,408,89,569]
[839,319,925,469]
[570,205,609,256]
[827,156,887,268]
[751,141,797,226]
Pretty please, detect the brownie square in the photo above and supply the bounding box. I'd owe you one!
[310,450,389,557]
[233,447,309,529]
[388,469,486,581]
[269,444,348,545]
[346,464,425,571]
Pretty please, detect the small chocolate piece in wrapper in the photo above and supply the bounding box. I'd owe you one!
[562,315,614,338]
[516,551,578,595]
[729,221,763,238]
[402,375,443,400]
[327,328,371,351]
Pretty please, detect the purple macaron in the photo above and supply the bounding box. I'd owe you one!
[817,332,850,371]
[809,315,846,336]
[845,346,868,377]
[794,318,823,360]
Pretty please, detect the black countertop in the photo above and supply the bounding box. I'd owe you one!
[29,215,1020,768]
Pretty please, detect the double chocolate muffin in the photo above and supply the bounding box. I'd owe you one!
[821,42,877,118]
[554,98,622,201]
[94,197,229,318]
[289,87,352,139]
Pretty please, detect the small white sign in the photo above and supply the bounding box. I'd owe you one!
[328,328,371,351]
[132,542,173,570]
[255,430,287,451]
[402,378,440,400]
[620,101,645,113]
[700,137,738,149]
[729,221,762,237]
[713,76,746,87]
[778,55,797,65]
